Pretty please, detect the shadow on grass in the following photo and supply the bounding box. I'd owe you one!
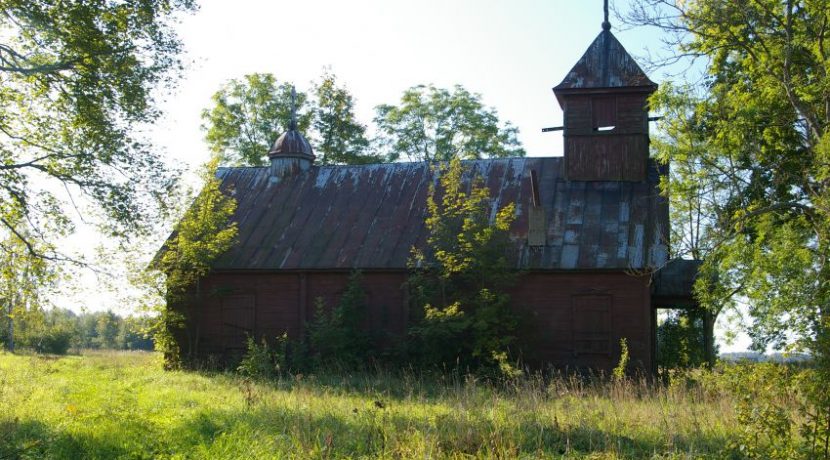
[168,404,736,458]
[1,403,735,459]
[1,419,134,460]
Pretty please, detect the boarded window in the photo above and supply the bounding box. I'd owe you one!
[221,294,255,351]
[572,294,612,354]
[592,97,617,132]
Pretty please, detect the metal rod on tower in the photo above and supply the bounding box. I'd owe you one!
[602,0,611,31]
[289,86,298,131]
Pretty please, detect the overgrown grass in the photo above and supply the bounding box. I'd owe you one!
[0,351,792,459]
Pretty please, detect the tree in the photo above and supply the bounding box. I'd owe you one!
[95,310,119,349]
[0,0,197,263]
[201,73,312,167]
[624,1,830,453]
[407,158,520,374]
[154,157,238,365]
[625,0,830,357]
[311,71,381,165]
[656,309,714,369]
[0,232,57,351]
[374,84,525,162]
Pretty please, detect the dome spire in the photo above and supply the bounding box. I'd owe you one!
[268,84,315,181]
[602,0,611,31]
[289,86,298,131]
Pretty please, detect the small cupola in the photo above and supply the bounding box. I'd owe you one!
[553,5,657,182]
[269,87,315,181]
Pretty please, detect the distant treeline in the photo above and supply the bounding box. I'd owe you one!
[0,308,154,355]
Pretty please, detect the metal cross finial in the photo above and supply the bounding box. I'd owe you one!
[602,0,611,31]
[289,86,298,131]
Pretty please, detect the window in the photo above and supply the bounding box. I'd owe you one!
[592,97,617,132]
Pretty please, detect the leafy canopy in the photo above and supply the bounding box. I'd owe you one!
[0,0,197,263]
[157,158,237,303]
[312,71,382,165]
[201,73,312,167]
[407,157,519,373]
[374,84,526,162]
[153,158,237,365]
[201,71,382,166]
[627,0,830,354]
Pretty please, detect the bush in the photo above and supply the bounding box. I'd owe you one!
[307,272,373,369]
[406,158,520,375]
[657,310,713,369]
[237,334,288,380]
[23,324,74,354]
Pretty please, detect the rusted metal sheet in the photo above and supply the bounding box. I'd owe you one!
[213,157,669,271]
[554,30,656,93]
[652,258,702,307]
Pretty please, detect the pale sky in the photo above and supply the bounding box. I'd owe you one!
[57,0,753,352]
[153,0,663,171]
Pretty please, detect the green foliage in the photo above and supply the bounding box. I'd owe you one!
[407,158,519,374]
[158,158,237,304]
[632,0,830,359]
[0,0,196,262]
[707,363,808,459]
[12,308,75,355]
[374,84,526,162]
[155,158,238,365]
[115,316,155,351]
[0,352,817,459]
[307,272,373,369]
[613,338,629,382]
[0,232,57,352]
[201,71,384,167]
[311,71,381,165]
[94,311,119,349]
[237,335,288,380]
[1,307,155,354]
[657,310,713,369]
[626,4,830,452]
[201,73,313,166]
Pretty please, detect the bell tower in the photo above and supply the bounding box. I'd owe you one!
[553,5,657,181]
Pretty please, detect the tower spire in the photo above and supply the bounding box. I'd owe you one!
[602,0,611,31]
[289,86,298,131]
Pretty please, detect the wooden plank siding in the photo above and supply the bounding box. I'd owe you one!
[185,270,652,373]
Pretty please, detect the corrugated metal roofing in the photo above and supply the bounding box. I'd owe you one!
[554,30,656,90]
[212,157,669,271]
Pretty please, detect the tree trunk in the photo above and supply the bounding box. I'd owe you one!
[6,297,13,353]
[703,309,715,368]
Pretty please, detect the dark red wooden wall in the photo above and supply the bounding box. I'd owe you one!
[180,270,652,372]
[563,93,650,182]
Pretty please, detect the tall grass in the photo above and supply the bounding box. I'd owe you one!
[0,351,789,459]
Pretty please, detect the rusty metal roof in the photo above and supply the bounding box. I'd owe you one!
[652,258,703,307]
[212,157,668,271]
[554,30,656,93]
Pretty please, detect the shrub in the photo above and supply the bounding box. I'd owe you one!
[307,272,373,369]
[237,334,288,380]
[657,309,713,369]
[23,323,74,355]
[406,158,519,375]
[613,337,630,381]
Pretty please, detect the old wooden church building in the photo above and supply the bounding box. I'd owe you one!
[170,21,699,372]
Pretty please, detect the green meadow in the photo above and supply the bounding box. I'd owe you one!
[0,351,790,459]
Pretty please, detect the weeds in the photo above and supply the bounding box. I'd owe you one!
[0,351,818,459]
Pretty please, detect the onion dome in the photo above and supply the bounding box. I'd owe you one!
[268,130,315,162]
[268,87,315,162]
